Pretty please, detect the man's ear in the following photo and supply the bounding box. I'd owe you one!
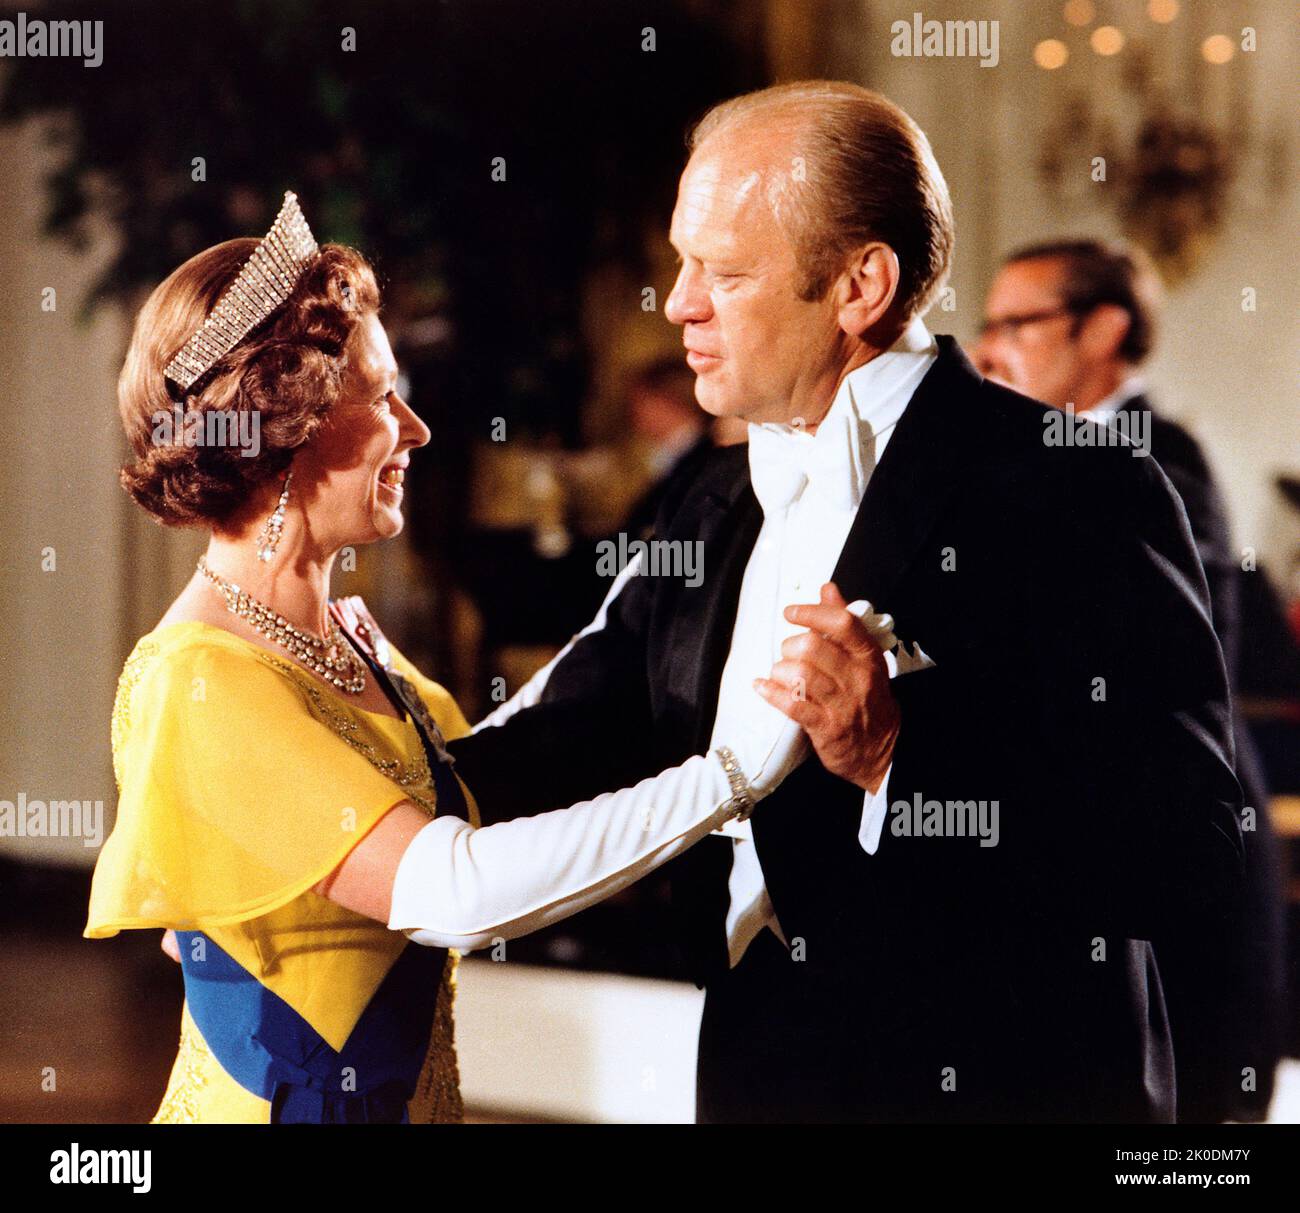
[835,243,901,337]
[1077,303,1131,361]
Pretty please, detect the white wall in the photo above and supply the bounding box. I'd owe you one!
[0,116,132,866]
[854,0,1299,562]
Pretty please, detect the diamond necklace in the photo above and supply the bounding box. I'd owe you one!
[197,556,367,694]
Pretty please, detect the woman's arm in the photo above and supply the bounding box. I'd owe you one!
[156,810,429,961]
[313,747,762,951]
[315,599,898,950]
[313,800,432,923]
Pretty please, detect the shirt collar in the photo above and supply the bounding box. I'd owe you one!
[1083,373,1148,424]
[746,317,938,516]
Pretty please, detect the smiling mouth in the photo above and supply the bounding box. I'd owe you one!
[379,466,405,489]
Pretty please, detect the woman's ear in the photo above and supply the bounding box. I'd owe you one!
[835,243,902,338]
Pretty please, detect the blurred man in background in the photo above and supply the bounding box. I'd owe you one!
[975,238,1285,1121]
[622,357,714,541]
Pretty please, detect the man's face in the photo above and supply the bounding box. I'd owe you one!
[664,131,847,427]
[974,258,1086,409]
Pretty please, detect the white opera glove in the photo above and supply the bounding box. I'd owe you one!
[720,665,811,798]
[389,742,795,952]
[716,598,895,797]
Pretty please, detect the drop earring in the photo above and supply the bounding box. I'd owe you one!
[255,470,293,562]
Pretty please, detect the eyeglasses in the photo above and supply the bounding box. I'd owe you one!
[978,306,1078,342]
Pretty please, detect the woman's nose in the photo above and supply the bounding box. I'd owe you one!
[395,396,431,449]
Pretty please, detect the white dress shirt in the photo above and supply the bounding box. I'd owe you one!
[708,317,938,968]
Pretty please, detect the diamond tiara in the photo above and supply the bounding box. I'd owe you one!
[163,191,320,392]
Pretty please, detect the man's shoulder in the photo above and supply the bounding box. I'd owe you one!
[956,374,1135,474]
[948,374,1176,531]
[923,336,1094,469]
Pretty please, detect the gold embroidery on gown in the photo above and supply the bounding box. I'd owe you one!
[90,621,475,1124]
[405,954,465,1125]
[152,1010,212,1125]
[257,650,440,816]
[110,638,160,776]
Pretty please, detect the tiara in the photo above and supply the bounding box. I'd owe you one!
[163,191,319,392]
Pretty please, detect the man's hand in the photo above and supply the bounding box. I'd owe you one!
[161,929,181,963]
[755,582,900,793]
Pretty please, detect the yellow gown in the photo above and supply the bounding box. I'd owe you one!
[85,620,479,1124]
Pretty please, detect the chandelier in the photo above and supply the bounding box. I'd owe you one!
[1033,0,1288,281]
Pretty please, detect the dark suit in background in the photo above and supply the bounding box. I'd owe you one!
[621,432,714,543]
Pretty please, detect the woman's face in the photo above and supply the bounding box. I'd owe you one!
[295,312,431,550]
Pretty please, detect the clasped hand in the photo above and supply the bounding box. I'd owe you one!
[755,582,901,794]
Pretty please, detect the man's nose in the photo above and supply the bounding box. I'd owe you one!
[970,332,998,376]
[664,265,710,326]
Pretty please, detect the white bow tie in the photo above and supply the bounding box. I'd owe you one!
[747,421,860,516]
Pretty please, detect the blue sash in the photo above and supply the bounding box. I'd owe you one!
[176,604,468,1122]
[176,931,445,1124]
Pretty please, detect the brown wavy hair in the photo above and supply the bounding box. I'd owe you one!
[118,240,380,527]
